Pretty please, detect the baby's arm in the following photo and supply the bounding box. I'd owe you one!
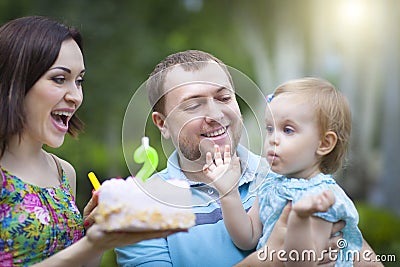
[284,190,336,267]
[203,145,262,250]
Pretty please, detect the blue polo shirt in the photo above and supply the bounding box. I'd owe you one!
[115,145,268,267]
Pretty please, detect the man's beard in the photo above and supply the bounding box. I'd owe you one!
[179,137,202,161]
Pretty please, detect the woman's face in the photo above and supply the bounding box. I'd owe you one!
[23,39,85,148]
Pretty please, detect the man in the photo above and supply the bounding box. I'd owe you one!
[116,50,381,266]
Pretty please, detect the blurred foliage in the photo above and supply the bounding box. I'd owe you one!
[100,249,117,267]
[356,202,400,266]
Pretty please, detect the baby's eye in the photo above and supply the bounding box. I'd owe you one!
[283,126,295,134]
[51,76,65,85]
[266,125,274,134]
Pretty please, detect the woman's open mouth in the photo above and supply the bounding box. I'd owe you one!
[51,110,73,132]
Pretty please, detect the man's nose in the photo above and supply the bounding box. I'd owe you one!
[204,98,224,123]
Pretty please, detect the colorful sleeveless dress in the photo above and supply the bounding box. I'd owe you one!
[0,165,85,267]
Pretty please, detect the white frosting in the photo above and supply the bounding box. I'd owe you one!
[96,176,195,231]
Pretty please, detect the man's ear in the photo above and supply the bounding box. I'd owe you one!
[317,131,337,156]
[152,111,170,139]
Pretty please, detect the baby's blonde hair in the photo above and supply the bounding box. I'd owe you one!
[273,77,351,174]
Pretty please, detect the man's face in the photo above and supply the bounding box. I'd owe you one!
[157,62,243,165]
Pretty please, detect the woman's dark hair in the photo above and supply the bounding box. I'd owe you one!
[0,16,84,156]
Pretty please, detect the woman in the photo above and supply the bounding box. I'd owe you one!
[0,16,171,267]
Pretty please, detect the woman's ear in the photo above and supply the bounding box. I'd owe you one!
[152,111,170,139]
[317,131,337,156]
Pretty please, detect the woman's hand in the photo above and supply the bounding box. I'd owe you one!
[83,191,99,229]
[86,224,183,251]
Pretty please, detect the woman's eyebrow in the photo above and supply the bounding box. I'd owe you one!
[49,67,86,75]
[49,66,71,73]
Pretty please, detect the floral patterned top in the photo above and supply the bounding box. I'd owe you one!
[0,165,84,267]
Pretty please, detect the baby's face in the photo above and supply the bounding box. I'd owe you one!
[264,93,322,179]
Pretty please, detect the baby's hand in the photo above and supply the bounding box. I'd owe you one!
[202,145,241,196]
[292,190,335,218]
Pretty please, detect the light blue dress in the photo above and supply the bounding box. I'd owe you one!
[257,173,362,266]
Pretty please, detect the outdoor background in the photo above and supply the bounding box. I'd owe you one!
[1,0,399,265]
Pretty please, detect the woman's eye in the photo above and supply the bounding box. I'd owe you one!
[51,77,65,85]
[76,78,84,87]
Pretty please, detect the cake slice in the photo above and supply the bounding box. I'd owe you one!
[95,176,196,231]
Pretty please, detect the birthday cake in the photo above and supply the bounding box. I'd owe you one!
[95,176,196,231]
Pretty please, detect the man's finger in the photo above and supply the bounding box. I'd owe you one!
[328,233,342,250]
[331,220,345,235]
[277,202,291,227]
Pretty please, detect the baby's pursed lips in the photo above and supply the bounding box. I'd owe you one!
[267,151,278,157]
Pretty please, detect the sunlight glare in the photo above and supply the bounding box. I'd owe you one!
[341,0,366,26]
